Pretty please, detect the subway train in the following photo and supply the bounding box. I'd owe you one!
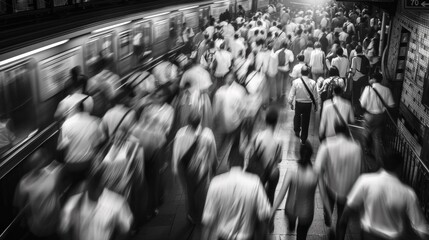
[0,0,272,239]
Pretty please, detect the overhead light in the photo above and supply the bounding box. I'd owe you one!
[144,12,170,19]
[179,6,198,11]
[214,0,228,4]
[92,21,131,34]
[0,39,69,67]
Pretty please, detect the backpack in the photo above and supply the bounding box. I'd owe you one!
[278,49,286,66]
[356,55,370,75]
[325,76,340,100]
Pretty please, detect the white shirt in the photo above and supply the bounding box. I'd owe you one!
[360,83,395,114]
[289,62,305,78]
[101,105,136,137]
[266,50,279,77]
[214,50,232,77]
[60,189,133,240]
[347,170,429,238]
[319,96,354,138]
[309,48,325,73]
[59,113,105,163]
[255,50,271,74]
[314,135,361,198]
[331,56,350,78]
[276,48,294,72]
[214,82,246,134]
[303,47,314,64]
[288,76,319,105]
[230,39,246,59]
[202,167,271,240]
[55,93,94,119]
[172,126,217,177]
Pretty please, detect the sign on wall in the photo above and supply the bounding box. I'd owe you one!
[404,0,429,10]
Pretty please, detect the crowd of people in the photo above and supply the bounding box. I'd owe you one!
[11,1,429,240]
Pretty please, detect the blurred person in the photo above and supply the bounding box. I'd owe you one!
[202,146,271,240]
[288,65,319,143]
[0,116,15,154]
[212,42,233,92]
[60,165,133,240]
[200,40,217,71]
[57,102,106,182]
[319,28,329,54]
[55,66,94,120]
[290,29,307,59]
[276,42,294,101]
[309,42,326,81]
[350,45,370,117]
[254,39,270,74]
[233,49,250,84]
[270,142,323,239]
[315,122,362,230]
[172,110,217,224]
[302,42,314,64]
[360,72,395,169]
[245,107,282,205]
[289,54,306,79]
[14,149,62,239]
[317,67,346,110]
[180,22,195,54]
[193,26,206,49]
[195,32,210,65]
[151,60,179,86]
[230,33,246,60]
[266,43,279,102]
[213,72,246,166]
[175,65,213,130]
[331,48,349,78]
[367,33,381,73]
[100,94,136,139]
[87,58,121,117]
[319,85,354,140]
[338,153,429,240]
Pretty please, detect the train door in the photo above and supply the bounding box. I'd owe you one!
[0,60,38,145]
[85,32,115,77]
[199,6,210,28]
[211,1,230,22]
[183,9,199,34]
[132,20,152,66]
[117,30,133,76]
[169,12,184,50]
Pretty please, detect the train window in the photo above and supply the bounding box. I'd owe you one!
[0,60,38,153]
[86,33,115,77]
[170,13,183,48]
[39,48,82,101]
[85,38,99,77]
[14,0,35,12]
[119,31,132,60]
[184,11,199,33]
[133,21,152,64]
[199,7,210,27]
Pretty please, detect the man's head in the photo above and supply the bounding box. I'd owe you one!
[333,85,343,96]
[355,45,363,54]
[314,42,321,49]
[336,47,344,57]
[297,54,305,62]
[372,72,383,83]
[299,141,313,167]
[301,64,310,76]
[265,107,279,129]
[188,109,201,129]
[329,66,340,77]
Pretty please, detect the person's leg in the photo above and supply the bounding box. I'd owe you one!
[294,103,302,137]
[269,75,277,102]
[283,71,290,94]
[276,71,284,100]
[300,103,312,142]
[296,217,313,240]
[336,197,346,230]
[371,114,386,169]
[286,214,297,232]
[265,167,280,205]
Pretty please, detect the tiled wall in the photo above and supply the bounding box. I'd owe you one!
[387,6,429,136]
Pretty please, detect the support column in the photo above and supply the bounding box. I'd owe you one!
[380,11,387,58]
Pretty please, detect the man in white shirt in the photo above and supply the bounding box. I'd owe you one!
[338,153,429,240]
[288,65,319,143]
[319,85,354,140]
[360,72,395,167]
[315,122,362,230]
[213,42,232,92]
[290,54,306,79]
[202,151,271,240]
[309,42,326,81]
[230,34,246,60]
[331,48,349,78]
[302,42,314,64]
[350,45,370,117]
[266,43,279,102]
[276,42,294,101]
[57,104,105,181]
[60,166,133,240]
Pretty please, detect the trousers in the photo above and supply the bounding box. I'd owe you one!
[364,112,386,170]
[276,70,289,100]
[352,76,368,116]
[294,102,313,142]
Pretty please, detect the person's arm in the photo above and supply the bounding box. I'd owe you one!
[114,200,134,240]
[337,205,356,240]
[314,144,332,223]
[202,183,217,240]
[288,81,296,110]
[406,191,429,239]
[359,86,369,110]
[319,102,327,139]
[312,81,320,112]
[270,170,292,219]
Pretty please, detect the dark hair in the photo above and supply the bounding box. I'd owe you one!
[384,152,403,172]
[254,29,260,36]
[265,107,279,127]
[336,47,344,56]
[297,54,305,62]
[334,120,349,137]
[208,41,215,49]
[314,42,321,48]
[296,29,303,35]
[301,64,310,76]
[333,85,343,95]
[298,141,313,166]
[355,45,363,53]
[307,42,314,48]
[188,110,201,129]
[373,72,383,82]
[329,66,340,77]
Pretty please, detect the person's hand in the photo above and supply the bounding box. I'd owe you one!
[290,104,294,110]
[314,107,318,112]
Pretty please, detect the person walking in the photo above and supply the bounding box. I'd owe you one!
[288,65,319,143]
